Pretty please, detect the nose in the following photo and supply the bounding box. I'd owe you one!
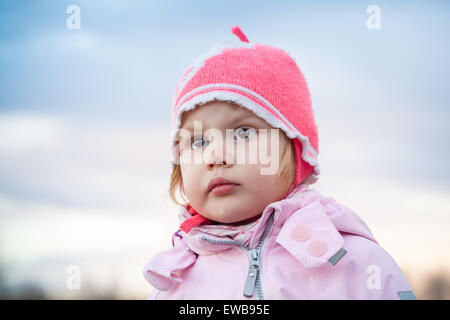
[206,145,233,170]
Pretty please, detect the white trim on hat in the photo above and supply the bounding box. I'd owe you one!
[174,84,318,161]
[174,83,297,134]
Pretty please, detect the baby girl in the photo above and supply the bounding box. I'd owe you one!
[143,26,416,300]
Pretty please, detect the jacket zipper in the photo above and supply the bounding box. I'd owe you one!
[200,211,275,300]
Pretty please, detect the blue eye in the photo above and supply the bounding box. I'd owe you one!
[191,136,209,149]
[234,126,256,140]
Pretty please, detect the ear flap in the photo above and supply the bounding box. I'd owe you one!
[292,138,314,187]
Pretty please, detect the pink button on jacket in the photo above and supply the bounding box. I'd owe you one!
[143,187,416,300]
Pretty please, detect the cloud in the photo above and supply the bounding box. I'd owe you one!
[0,113,67,150]
[0,112,173,210]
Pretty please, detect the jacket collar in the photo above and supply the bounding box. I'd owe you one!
[183,184,319,255]
[144,185,379,291]
[183,184,377,269]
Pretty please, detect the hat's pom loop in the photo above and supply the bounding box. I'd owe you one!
[231,25,250,43]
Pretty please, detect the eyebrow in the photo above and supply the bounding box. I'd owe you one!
[181,114,261,132]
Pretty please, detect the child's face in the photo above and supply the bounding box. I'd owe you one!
[178,101,292,225]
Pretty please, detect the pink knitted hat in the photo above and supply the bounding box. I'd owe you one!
[170,26,320,195]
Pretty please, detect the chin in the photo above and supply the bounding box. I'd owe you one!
[211,216,239,224]
[215,211,256,225]
[205,211,241,224]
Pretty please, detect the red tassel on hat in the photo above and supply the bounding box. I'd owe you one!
[231,25,250,43]
[179,204,212,233]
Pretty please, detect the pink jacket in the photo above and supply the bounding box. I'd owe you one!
[143,187,416,300]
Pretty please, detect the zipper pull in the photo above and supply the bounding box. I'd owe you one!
[243,248,260,297]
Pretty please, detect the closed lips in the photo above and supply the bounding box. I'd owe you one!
[207,177,239,193]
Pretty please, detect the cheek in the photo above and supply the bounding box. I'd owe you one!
[180,164,203,199]
[241,164,279,191]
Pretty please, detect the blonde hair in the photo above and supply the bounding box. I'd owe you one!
[168,133,296,207]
